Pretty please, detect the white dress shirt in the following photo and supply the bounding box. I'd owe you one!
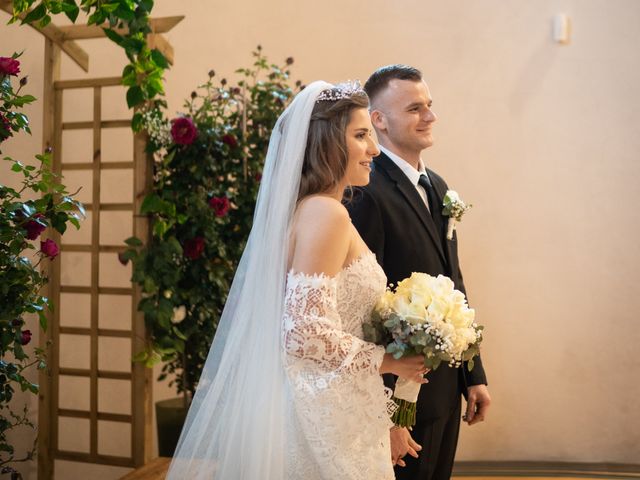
[378,145,431,210]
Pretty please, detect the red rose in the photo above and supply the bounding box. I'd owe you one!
[184,237,205,260]
[40,239,59,259]
[0,57,20,76]
[21,329,32,346]
[255,172,262,182]
[0,113,12,142]
[170,117,198,145]
[209,196,230,217]
[24,213,47,240]
[117,252,129,266]
[221,133,238,149]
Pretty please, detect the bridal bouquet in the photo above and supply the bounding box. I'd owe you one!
[364,273,483,427]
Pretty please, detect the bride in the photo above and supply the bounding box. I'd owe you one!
[166,81,427,479]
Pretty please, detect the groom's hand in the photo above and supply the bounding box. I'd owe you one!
[464,384,491,425]
[390,426,422,467]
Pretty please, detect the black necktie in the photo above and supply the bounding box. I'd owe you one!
[418,174,436,218]
[418,173,445,239]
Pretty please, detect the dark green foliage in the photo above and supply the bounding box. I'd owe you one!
[9,0,167,112]
[1,54,83,477]
[124,49,301,399]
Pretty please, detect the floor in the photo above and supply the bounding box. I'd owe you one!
[119,458,637,480]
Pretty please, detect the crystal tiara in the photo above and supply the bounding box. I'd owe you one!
[316,80,365,102]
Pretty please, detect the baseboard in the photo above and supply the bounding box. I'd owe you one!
[453,461,640,478]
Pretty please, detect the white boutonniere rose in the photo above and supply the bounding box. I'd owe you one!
[442,190,472,240]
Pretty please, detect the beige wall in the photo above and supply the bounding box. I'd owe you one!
[2,0,639,477]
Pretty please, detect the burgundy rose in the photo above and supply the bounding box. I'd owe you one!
[11,319,23,328]
[221,134,238,149]
[184,237,205,260]
[209,196,230,217]
[117,251,129,266]
[255,172,262,182]
[40,239,59,259]
[0,57,20,76]
[24,213,47,240]
[170,117,198,145]
[21,330,32,346]
[0,113,12,142]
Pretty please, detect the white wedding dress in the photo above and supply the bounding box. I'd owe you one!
[282,250,396,480]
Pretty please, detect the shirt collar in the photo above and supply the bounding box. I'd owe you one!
[378,144,428,186]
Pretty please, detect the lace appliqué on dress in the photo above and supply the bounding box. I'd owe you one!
[282,252,395,480]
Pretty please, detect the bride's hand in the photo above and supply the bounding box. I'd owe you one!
[380,354,429,383]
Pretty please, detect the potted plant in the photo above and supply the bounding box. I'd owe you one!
[122,47,300,456]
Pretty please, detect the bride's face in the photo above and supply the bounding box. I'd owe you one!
[343,108,380,187]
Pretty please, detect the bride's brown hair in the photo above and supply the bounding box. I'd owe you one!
[297,88,369,201]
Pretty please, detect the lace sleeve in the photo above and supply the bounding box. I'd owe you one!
[282,272,385,378]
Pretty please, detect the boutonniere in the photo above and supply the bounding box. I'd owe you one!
[442,190,472,240]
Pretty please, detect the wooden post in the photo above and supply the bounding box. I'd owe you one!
[38,38,61,480]
[90,85,102,460]
[132,129,154,466]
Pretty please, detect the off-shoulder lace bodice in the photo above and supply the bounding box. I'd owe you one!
[282,251,395,480]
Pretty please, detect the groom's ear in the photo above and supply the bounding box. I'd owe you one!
[370,109,386,132]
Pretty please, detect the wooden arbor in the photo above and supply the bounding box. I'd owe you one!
[0,4,183,478]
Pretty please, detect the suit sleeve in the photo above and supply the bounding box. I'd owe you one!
[432,173,488,388]
[464,354,487,387]
[345,188,385,263]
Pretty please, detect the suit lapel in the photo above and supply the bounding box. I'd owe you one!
[374,154,446,263]
[427,170,454,269]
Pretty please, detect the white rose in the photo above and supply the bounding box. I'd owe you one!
[427,298,448,323]
[445,190,461,203]
[376,290,395,312]
[393,296,427,325]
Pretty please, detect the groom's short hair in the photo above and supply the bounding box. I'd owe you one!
[364,65,422,104]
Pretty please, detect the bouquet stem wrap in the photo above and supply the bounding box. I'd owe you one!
[390,377,421,427]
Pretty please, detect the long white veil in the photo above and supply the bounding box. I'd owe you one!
[166,81,332,479]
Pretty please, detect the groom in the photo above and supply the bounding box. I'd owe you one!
[348,65,491,480]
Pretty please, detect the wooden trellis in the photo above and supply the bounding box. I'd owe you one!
[0,4,183,478]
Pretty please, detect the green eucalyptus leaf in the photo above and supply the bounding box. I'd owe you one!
[467,358,475,372]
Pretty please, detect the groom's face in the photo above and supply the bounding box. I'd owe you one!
[371,79,437,155]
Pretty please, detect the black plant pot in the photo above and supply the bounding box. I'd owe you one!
[156,397,189,457]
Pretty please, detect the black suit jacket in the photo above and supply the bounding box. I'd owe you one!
[347,152,487,421]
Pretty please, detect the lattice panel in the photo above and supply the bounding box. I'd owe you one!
[41,74,151,475]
